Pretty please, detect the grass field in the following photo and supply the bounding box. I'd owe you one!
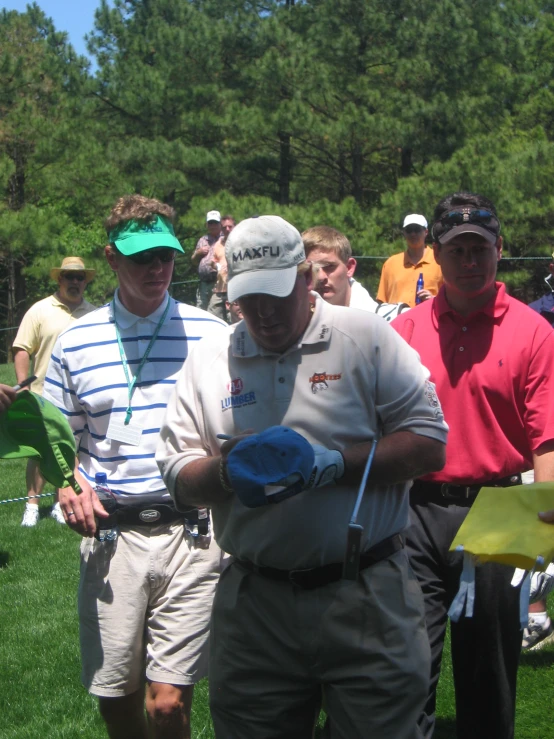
[1,362,553,738]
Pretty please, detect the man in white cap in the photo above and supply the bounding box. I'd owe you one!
[157,214,449,738]
[191,209,222,311]
[377,213,443,307]
[12,256,96,526]
[44,195,226,739]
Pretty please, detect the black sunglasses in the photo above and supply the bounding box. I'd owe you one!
[403,225,425,234]
[61,272,86,282]
[126,248,177,265]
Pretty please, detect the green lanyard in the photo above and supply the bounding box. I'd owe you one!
[113,296,171,425]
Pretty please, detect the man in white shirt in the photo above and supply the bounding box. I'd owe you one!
[157,215,448,739]
[44,195,226,739]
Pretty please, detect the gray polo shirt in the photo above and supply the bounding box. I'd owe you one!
[158,294,448,569]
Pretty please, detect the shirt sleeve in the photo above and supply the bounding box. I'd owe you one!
[12,305,40,356]
[43,336,87,441]
[523,325,554,451]
[376,260,389,303]
[156,342,211,499]
[371,320,449,443]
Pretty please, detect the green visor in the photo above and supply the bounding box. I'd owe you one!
[0,391,79,491]
[109,215,184,256]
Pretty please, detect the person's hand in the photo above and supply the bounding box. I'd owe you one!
[58,472,109,537]
[225,427,343,508]
[197,245,209,257]
[539,509,554,524]
[416,289,434,302]
[0,384,16,413]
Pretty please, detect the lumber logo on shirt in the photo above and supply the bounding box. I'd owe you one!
[227,378,244,395]
[221,377,257,412]
[309,371,342,394]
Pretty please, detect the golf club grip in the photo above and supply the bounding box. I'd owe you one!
[343,524,363,580]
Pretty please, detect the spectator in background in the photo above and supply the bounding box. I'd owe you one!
[377,214,443,307]
[303,225,410,321]
[208,215,236,321]
[191,210,221,311]
[302,226,378,310]
[12,256,96,527]
[225,299,243,324]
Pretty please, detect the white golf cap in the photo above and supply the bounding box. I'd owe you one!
[206,210,221,222]
[403,213,428,229]
[226,216,306,302]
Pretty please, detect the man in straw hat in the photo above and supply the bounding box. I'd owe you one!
[12,256,96,527]
[44,195,227,739]
[157,214,448,738]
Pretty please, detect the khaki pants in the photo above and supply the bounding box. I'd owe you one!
[196,281,215,312]
[209,549,430,739]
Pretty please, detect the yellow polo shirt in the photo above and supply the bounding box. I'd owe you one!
[377,246,443,308]
[13,294,96,395]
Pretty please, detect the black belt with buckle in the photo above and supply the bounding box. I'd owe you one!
[96,491,209,531]
[235,533,405,590]
[411,474,522,502]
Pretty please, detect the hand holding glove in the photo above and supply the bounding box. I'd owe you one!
[225,426,344,508]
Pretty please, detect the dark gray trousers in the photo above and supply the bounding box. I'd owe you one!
[408,486,522,739]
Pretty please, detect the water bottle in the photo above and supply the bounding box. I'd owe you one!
[94,472,119,542]
[415,272,424,305]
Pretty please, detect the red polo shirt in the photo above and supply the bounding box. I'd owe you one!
[392,283,554,484]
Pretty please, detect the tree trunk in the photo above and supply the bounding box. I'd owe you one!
[278,131,291,205]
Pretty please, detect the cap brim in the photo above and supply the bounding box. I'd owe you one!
[227,266,298,302]
[438,224,498,245]
[113,232,184,256]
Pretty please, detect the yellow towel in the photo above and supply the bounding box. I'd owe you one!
[449,483,554,571]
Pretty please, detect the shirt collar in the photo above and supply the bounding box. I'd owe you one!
[231,292,333,358]
[434,282,509,321]
[110,289,171,329]
[403,245,433,267]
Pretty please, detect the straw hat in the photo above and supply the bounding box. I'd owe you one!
[50,257,95,284]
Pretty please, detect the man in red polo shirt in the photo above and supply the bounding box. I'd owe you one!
[392,192,554,739]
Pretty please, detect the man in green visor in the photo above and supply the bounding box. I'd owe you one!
[43,194,227,739]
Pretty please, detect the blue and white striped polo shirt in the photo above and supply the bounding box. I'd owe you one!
[44,290,226,496]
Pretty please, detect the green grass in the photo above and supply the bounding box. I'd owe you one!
[1,362,553,737]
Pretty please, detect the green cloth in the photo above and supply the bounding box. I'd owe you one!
[0,391,79,490]
[450,483,554,571]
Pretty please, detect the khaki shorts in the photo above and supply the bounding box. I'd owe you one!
[79,522,224,697]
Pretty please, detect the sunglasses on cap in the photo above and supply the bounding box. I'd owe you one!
[125,248,177,265]
[440,209,496,227]
[61,272,86,282]
[432,208,500,241]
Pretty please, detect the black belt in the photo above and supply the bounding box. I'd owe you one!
[235,533,404,590]
[411,474,522,502]
[96,491,209,531]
